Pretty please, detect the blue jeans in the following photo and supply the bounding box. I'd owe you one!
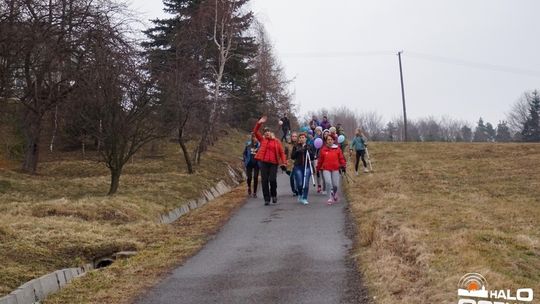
[290,170,296,194]
[293,164,312,200]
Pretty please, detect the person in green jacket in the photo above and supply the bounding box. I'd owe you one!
[349,128,369,175]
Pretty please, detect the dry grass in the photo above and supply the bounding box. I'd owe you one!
[345,143,540,304]
[44,186,248,304]
[0,129,247,297]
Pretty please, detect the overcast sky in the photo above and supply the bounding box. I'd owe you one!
[131,0,540,125]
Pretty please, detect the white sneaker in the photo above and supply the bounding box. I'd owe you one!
[322,191,327,195]
[363,167,369,173]
[355,171,359,176]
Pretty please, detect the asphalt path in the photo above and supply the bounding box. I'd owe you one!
[136,171,369,304]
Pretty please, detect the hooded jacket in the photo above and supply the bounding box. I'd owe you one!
[243,140,260,167]
[253,122,287,165]
[316,144,346,171]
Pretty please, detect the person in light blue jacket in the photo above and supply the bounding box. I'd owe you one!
[349,128,369,175]
[243,133,260,197]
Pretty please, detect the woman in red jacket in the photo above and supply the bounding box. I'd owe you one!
[316,135,346,205]
[253,116,288,205]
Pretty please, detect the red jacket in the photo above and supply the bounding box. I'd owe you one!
[253,123,287,165]
[316,145,346,171]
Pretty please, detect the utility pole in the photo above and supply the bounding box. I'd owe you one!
[397,51,408,142]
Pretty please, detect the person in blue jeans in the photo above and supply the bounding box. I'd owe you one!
[291,133,315,205]
[242,133,260,197]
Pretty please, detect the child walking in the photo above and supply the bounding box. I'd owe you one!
[316,135,346,205]
[291,132,315,205]
[242,133,260,197]
[349,128,369,175]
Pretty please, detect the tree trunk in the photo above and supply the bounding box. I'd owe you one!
[49,104,58,152]
[195,128,208,165]
[81,139,85,159]
[108,167,122,195]
[21,111,42,174]
[178,135,193,174]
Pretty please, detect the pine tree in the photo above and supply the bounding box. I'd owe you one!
[485,122,496,142]
[386,122,397,141]
[473,118,488,142]
[461,125,472,142]
[495,121,512,142]
[521,90,540,142]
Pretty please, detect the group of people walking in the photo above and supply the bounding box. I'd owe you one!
[242,115,370,206]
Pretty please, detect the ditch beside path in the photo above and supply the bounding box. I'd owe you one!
[136,172,369,304]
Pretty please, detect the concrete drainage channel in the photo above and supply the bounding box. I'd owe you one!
[0,165,245,304]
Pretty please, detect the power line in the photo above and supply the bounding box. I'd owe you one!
[280,50,394,58]
[278,50,540,78]
[403,51,540,78]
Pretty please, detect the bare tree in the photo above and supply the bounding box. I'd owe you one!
[74,4,161,195]
[0,0,121,173]
[507,92,531,138]
[357,111,385,140]
[328,106,358,139]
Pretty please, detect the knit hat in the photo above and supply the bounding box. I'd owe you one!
[329,126,337,133]
[315,126,323,133]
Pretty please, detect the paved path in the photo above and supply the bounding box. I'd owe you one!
[136,172,368,304]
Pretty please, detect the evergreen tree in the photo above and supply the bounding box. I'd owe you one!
[386,121,397,141]
[485,122,496,142]
[521,90,540,142]
[461,125,473,142]
[473,118,488,142]
[495,121,512,142]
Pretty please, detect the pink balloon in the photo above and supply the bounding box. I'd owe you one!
[314,138,323,149]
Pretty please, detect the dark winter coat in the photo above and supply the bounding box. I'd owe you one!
[291,143,315,167]
[243,141,260,167]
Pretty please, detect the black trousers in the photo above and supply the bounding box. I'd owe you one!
[259,161,278,202]
[355,150,367,172]
[281,128,289,142]
[246,161,259,194]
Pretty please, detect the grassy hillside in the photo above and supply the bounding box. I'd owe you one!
[0,129,247,297]
[345,142,540,303]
